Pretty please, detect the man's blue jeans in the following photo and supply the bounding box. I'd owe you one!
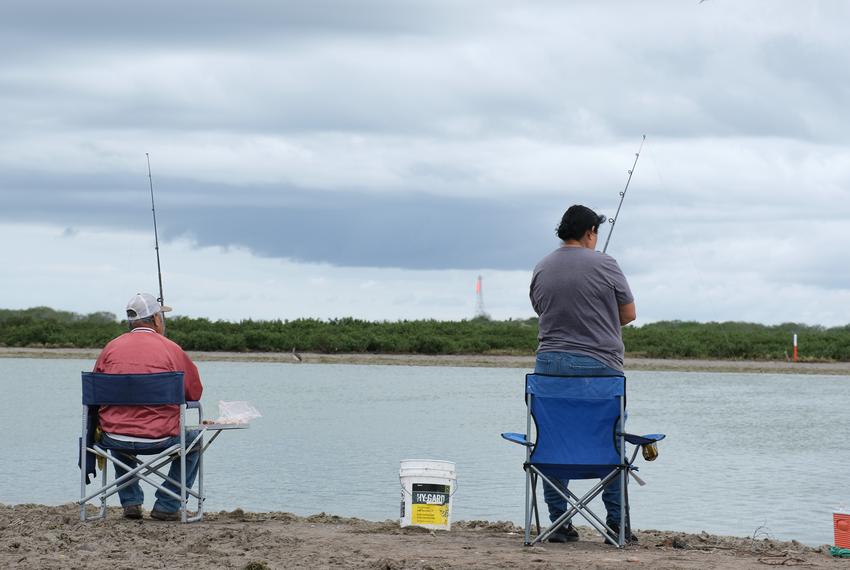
[534,352,626,526]
[101,430,201,513]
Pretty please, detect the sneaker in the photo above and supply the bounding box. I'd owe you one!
[122,505,142,520]
[150,509,179,521]
[608,522,638,544]
[548,524,579,543]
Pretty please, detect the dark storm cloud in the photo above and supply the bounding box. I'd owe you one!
[0,1,465,47]
[182,196,558,271]
[0,170,567,270]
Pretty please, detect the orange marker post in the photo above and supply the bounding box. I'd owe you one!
[792,333,798,362]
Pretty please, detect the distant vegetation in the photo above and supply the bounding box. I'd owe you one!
[621,320,850,361]
[2,307,849,361]
[0,307,124,349]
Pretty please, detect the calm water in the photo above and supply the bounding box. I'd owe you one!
[1,357,847,545]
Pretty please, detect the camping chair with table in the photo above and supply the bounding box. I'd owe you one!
[78,371,246,523]
[501,372,665,547]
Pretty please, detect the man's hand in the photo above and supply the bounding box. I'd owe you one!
[619,302,636,326]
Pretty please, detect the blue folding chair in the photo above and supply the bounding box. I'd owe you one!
[501,373,665,547]
[78,371,211,523]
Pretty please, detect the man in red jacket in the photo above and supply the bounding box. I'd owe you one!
[93,292,203,521]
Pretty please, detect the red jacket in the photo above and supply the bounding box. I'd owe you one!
[93,328,203,438]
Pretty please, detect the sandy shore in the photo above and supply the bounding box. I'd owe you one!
[1,503,843,570]
[2,346,850,375]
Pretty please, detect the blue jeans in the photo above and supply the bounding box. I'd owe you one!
[534,352,626,526]
[101,430,201,513]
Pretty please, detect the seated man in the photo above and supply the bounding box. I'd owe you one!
[93,292,203,521]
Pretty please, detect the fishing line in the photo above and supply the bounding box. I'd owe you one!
[631,140,738,357]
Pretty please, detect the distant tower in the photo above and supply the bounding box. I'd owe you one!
[474,275,489,319]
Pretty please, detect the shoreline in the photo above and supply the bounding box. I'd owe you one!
[1,503,843,569]
[2,346,850,375]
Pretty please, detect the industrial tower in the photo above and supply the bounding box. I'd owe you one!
[474,275,489,319]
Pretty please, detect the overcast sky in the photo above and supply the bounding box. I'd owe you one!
[1,1,849,325]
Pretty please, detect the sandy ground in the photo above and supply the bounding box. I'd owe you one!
[1,503,844,570]
[2,346,850,375]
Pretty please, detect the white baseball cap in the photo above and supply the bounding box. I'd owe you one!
[126,292,172,321]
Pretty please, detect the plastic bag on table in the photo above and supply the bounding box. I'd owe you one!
[210,400,262,425]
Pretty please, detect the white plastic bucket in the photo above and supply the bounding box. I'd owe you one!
[399,459,457,530]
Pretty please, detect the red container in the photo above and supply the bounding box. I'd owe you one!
[834,513,850,548]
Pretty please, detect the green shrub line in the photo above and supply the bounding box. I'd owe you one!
[2,307,849,361]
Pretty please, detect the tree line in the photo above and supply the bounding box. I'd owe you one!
[1,307,849,361]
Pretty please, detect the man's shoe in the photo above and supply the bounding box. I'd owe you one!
[547,524,579,543]
[608,522,638,544]
[150,509,179,521]
[122,504,142,520]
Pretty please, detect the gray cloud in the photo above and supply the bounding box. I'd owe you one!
[2,1,847,145]
[0,1,464,47]
[0,170,565,270]
[1,0,850,324]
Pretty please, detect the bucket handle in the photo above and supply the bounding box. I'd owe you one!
[399,476,459,497]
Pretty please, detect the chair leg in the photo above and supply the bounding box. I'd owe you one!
[622,469,632,545]
[619,470,626,547]
[530,473,541,536]
[79,451,87,522]
[182,428,207,522]
[79,447,114,521]
[180,450,187,522]
[99,464,108,519]
[524,468,533,546]
[80,408,88,522]
[195,431,204,521]
[178,410,186,523]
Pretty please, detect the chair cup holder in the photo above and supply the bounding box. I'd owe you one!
[641,442,658,461]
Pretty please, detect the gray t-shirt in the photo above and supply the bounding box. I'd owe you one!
[530,246,634,371]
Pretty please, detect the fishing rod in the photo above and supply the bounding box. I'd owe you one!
[602,134,646,254]
[146,153,166,328]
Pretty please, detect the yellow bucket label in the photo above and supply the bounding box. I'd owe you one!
[412,504,449,525]
[411,483,450,526]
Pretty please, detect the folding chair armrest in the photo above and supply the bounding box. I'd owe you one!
[623,433,665,446]
[186,401,204,423]
[501,432,531,446]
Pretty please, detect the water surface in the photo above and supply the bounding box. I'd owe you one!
[1,357,846,545]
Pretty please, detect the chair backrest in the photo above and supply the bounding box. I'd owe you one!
[526,373,624,472]
[82,372,185,406]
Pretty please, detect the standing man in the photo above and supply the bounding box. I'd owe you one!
[529,204,636,543]
[93,293,203,521]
